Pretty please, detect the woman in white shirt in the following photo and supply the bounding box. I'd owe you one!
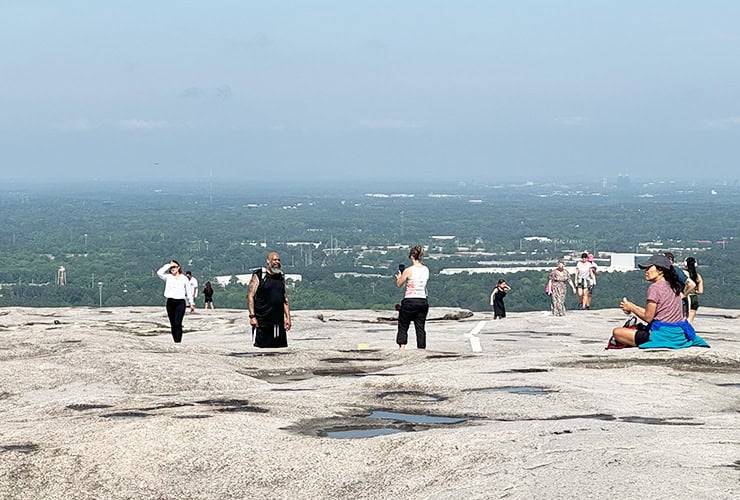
[395,246,430,349]
[156,260,193,343]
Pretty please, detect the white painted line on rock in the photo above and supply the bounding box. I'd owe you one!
[465,320,486,353]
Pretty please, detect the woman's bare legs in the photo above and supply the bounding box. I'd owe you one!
[612,327,638,347]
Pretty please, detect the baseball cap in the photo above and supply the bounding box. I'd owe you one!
[638,254,672,270]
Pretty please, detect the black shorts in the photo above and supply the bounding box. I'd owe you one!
[634,326,650,346]
[689,296,699,310]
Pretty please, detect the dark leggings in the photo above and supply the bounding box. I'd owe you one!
[166,298,186,343]
[396,298,429,349]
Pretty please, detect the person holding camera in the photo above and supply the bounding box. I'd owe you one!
[395,245,430,349]
[156,260,193,343]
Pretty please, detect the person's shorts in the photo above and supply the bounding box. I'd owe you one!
[634,325,651,346]
[689,295,699,310]
[204,297,213,304]
[576,278,589,289]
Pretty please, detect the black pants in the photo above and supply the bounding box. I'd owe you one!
[166,298,186,343]
[396,297,429,349]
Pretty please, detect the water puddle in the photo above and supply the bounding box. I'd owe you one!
[308,409,471,439]
[466,386,556,396]
[368,410,466,424]
[324,428,405,439]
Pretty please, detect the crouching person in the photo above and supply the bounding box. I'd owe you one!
[612,254,709,349]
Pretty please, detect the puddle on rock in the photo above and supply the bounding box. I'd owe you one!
[325,428,405,439]
[465,386,557,396]
[368,410,466,424]
[299,409,471,439]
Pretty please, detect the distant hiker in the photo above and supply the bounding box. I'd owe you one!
[247,252,291,348]
[573,252,592,309]
[610,254,709,349]
[156,260,193,343]
[549,260,576,317]
[490,279,511,319]
[203,281,215,310]
[185,271,198,312]
[395,245,430,349]
[685,257,704,324]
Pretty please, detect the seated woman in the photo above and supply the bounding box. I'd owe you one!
[612,254,709,349]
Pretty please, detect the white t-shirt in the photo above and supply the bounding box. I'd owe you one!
[575,261,591,281]
[188,277,199,299]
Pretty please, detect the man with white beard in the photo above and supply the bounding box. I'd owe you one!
[246,252,292,348]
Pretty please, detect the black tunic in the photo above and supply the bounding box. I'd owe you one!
[493,289,507,318]
[253,271,288,348]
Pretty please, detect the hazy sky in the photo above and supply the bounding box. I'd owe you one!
[2,1,739,183]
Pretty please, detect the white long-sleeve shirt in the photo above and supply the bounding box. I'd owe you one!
[157,264,192,305]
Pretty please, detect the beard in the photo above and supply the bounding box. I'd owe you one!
[268,264,283,275]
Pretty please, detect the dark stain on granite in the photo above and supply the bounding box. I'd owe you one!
[1,444,39,454]
[558,357,739,374]
[66,403,115,411]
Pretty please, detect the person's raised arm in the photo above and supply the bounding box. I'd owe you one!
[157,262,173,280]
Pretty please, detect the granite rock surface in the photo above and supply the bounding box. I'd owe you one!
[0,306,738,499]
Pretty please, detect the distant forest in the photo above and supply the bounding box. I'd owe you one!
[1,180,738,313]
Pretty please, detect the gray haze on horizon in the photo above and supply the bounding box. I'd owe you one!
[1,1,739,184]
